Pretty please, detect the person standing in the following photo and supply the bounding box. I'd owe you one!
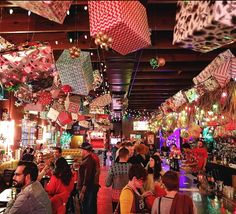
[111,141,121,162]
[106,147,131,212]
[151,171,197,214]
[4,161,51,214]
[194,140,208,171]
[119,164,148,214]
[78,142,97,214]
[160,141,170,157]
[45,157,74,214]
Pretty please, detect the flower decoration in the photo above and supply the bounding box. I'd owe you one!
[94,31,113,51]
[69,46,81,59]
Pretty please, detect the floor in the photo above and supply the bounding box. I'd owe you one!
[97,164,236,214]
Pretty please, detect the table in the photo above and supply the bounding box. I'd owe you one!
[0,207,5,213]
[0,189,12,203]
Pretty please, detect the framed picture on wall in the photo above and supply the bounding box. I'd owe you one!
[147,133,154,144]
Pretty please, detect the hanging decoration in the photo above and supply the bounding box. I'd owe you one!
[94,32,113,51]
[61,84,72,94]
[38,91,52,106]
[149,57,166,69]
[5,84,21,92]
[60,131,72,148]
[92,70,103,90]
[69,46,81,59]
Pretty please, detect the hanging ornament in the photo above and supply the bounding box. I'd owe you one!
[158,57,166,67]
[61,85,72,94]
[150,58,159,69]
[15,100,24,107]
[38,91,52,106]
[94,31,113,51]
[150,57,166,69]
[5,84,21,92]
[92,70,103,90]
[69,46,81,59]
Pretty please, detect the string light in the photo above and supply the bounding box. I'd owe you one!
[67,10,70,15]
[84,34,88,39]
[84,6,88,11]
[69,38,73,43]
[90,52,93,56]
[55,41,58,45]
[9,9,13,14]
[28,11,31,16]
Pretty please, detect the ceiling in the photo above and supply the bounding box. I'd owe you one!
[0,0,236,114]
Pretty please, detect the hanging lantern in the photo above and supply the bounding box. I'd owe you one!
[69,46,81,58]
[94,31,113,51]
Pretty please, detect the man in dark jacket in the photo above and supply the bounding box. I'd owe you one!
[78,142,97,214]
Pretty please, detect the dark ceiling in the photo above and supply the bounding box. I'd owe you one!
[0,0,236,114]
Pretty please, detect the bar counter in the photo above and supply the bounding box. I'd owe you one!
[206,162,236,186]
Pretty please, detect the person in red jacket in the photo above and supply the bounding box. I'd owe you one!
[193,140,208,171]
[45,157,74,214]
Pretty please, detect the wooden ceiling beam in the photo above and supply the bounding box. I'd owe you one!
[0,4,175,34]
[132,82,191,86]
[131,86,186,91]
[131,72,197,80]
[129,92,175,95]
[3,31,236,52]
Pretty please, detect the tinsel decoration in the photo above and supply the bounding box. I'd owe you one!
[69,46,81,59]
[150,57,166,69]
[94,31,113,51]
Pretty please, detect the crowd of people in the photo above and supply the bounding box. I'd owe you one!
[3,143,101,214]
[1,138,208,214]
[106,139,208,214]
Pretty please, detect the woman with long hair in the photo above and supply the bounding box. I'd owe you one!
[144,155,162,191]
[144,155,167,210]
[45,157,74,214]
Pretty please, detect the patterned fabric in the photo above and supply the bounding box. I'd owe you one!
[24,102,44,112]
[9,1,72,24]
[0,36,13,52]
[173,1,236,52]
[47,108,59,121]
[193,49,234,86]
[90,94,112,107]
[0,42,55,86]
[57,50,94,96]
[88,1,151,55]
[172,91,187,110]
[231,58,236,79]
[106,162,131,202]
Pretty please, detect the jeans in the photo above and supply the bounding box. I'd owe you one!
[81,185,99,214]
